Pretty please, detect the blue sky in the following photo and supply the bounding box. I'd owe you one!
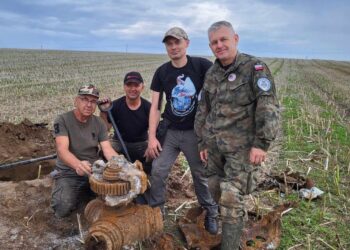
[0,0,349,60]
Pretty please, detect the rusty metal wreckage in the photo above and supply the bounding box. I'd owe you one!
[85,155,163,250]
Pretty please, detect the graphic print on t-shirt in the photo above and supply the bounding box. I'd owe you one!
[170,74,196,116]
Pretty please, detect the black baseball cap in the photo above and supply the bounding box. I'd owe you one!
[124,71,144,84]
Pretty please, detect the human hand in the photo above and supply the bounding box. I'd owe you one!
[75,160,92,176]
[147,137,162,159]
[97,97,112,112]
[249,147,267,165]
[144,148,152,162]
[199,149,208,163]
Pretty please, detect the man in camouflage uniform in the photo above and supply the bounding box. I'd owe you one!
[194,21,279,249]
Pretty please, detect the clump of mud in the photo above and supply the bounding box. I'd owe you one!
[166,161,195,209]
[0,119,56,181]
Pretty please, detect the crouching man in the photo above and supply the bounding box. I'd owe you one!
[51,84,118,218]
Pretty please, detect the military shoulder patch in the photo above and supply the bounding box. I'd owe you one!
[257,78,271,91]
[54,123,60,134]
[254,64,264,71]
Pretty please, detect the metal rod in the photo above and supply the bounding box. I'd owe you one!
[0,154,57,170]
[98,100,131,162]
[107,109,131,162]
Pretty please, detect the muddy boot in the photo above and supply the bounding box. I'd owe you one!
[221,220,243,250]
[204,215,218,234]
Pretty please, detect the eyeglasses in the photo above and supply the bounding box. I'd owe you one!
[78,96,98,105]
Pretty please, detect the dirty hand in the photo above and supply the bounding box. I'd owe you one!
[249,147,267,165]
[97,97,112,112]
[75,160,92,176]
[147,137,162,159]
[199,149,208,163]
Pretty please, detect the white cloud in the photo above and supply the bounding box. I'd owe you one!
[89,0,293,42]
[1,0,349,60]
[92,21,163,37]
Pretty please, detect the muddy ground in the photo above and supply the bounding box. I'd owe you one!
[0,120,197,249]
[0,119,282,249]
[0,119,56,181]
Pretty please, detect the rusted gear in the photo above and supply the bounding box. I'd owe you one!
[89,176,131,196]
[102,160,144,181]
[102,167,123,181]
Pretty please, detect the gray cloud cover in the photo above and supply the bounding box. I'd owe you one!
[0,0,348,60]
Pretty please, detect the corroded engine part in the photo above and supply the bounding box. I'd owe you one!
[91,160,107,180]
[105,156,148,194]
[241,202,297,250]
[85,199,163,250]
[89,156,148,206]
[89,178,131,196]
[178,207,221,250]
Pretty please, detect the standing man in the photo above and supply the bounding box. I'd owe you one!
[99,71,152,174]
[195,21,279,249]
[147,27,218,234]
[51,84,118,218]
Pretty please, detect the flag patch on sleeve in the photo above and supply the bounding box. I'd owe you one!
[254,64,264,71]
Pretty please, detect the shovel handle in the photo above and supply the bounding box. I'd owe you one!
[98,101,131,162]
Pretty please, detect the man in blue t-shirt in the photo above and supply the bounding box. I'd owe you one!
[100,71,152,174]
[146,27,219,234]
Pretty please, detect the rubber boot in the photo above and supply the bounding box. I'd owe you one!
[221,220,244,250]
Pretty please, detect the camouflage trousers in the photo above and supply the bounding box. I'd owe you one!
[206,145,258,224]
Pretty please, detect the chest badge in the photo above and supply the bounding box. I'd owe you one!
[257,78,271,91]
[228,73,236,82]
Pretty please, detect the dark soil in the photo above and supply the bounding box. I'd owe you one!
[0,119,56,181]
[0,120,195,249]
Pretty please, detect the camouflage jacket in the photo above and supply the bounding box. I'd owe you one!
[194,52,279,153]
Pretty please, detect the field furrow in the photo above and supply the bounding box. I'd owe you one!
[0,49,349,249]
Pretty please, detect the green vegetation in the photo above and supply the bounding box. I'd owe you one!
[0,49,349,249]
[272,59,350,249]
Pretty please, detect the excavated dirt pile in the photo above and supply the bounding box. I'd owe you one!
[0,120,197,249]
[0,119,56,181]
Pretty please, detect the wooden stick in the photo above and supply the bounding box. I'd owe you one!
[319,221,335,227]
[317,237,336,250]
[77,213,84,244]
[37,165,41,179]
[180,168,190,181]
[281,208,293,217]
[174,201,187,213]
[26,209,40,227]
[287,243,303,250]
